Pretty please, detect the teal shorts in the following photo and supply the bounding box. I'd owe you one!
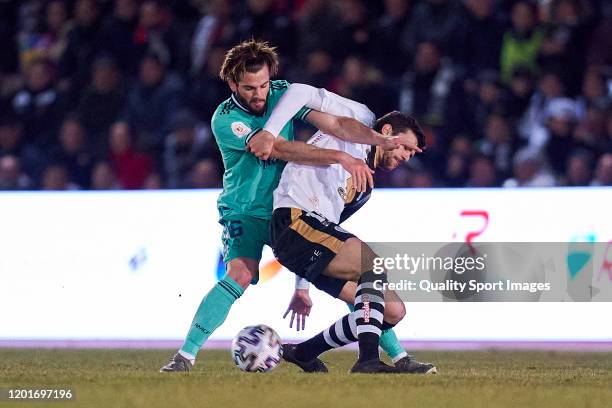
[218,207,271,283]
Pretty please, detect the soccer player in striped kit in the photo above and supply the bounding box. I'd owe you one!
[265,84,437,373]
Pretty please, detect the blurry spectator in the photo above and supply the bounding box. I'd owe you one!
[586,15,612,67]
[333,56,396,117]
[296,49,335,89]
[90,160,118,190]
[442,135,474,186]
[408,169,436,188]
[132,1,179,70]
[573,105,609,155]
[98,0,139,74]
[58,0,101,99]
[0,114,44,182]
[502,147,556,187]
[49,115,94,189]
[143,171,163,189]
[191,0,234,76]
[563,149,594,186]
[500,1,543,84]
[15,1,45,70]
[108,121,154,189]
[124,53,183,157]
[576,67,611,117]
[164,110,216,189]
[544,97,579,175]
[41,163,76,190]
[332,0,373,60]
[518,70,566,149]
[400,0,465,61]
[10,57,64,149]
[43,0,72,63]
[458,0,504,77]
[467,155,498,187]
[295,0,339,59]
[1,0,609,191]
[0,2,18,74]
[538,0,592,94]
[77,57,125,152]
[591,153,612,186]
[444,152,470,187]
[506,66,535,119]
[605,112,612,153]
[187,46,227,123]
[189,158,222,188]
[234,0,295,62]
[0,155,30,190]
[399,41,457,126]
[477,113,515,177]
[370,0,413,77]
[465,71,507,138]
[17,0,71,68]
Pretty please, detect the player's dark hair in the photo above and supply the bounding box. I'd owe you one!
[219,39,279,83]
[374,111,427,149]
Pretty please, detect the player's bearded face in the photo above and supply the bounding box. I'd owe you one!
[231,66,270,115]
[380,131,419,171]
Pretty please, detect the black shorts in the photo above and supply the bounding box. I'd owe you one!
[270,208,355,298]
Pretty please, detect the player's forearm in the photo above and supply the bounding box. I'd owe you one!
[330,116,388,146]
[270,139,345,166]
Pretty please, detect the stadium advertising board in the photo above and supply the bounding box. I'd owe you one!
[0,188,611,342]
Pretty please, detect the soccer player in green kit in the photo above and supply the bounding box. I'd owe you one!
[161,40,416,372]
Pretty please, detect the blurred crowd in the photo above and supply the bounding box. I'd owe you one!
[1,0,611,191]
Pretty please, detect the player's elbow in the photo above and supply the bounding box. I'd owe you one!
[333,116,356,139]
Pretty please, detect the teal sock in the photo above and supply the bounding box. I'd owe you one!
[181,275,244,357]
[380,328,406,361]
[346,302,405,360]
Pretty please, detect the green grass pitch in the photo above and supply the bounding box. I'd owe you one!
[1,349,611,408]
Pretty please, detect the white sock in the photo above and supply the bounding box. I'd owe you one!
[392,351,408,364]
[178,349,196,365]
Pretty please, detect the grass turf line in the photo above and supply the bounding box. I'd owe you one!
[1,349,611,408]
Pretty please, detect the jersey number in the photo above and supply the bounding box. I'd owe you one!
[225,220,244,238]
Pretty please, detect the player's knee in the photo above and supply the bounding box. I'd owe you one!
[345,265,363,281]
[227,265,254,289]
[384,301,406,325]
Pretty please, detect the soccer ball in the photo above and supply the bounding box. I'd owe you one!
[231,325,283,372]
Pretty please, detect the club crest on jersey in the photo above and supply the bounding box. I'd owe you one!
[338,186,347,200]
[231,121,251,138]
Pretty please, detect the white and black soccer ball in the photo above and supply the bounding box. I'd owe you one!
[231,325,282,372]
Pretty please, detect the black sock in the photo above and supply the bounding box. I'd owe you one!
[295,313,358,361]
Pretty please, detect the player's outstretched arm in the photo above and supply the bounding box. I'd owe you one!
[263,83,421,152]
[269,137,374,191]
[306,110,404,151]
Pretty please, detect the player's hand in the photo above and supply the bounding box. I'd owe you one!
[387,134,423,154]
[247,130,275,160]
[339,153,374,192]
[283,289,312,331]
